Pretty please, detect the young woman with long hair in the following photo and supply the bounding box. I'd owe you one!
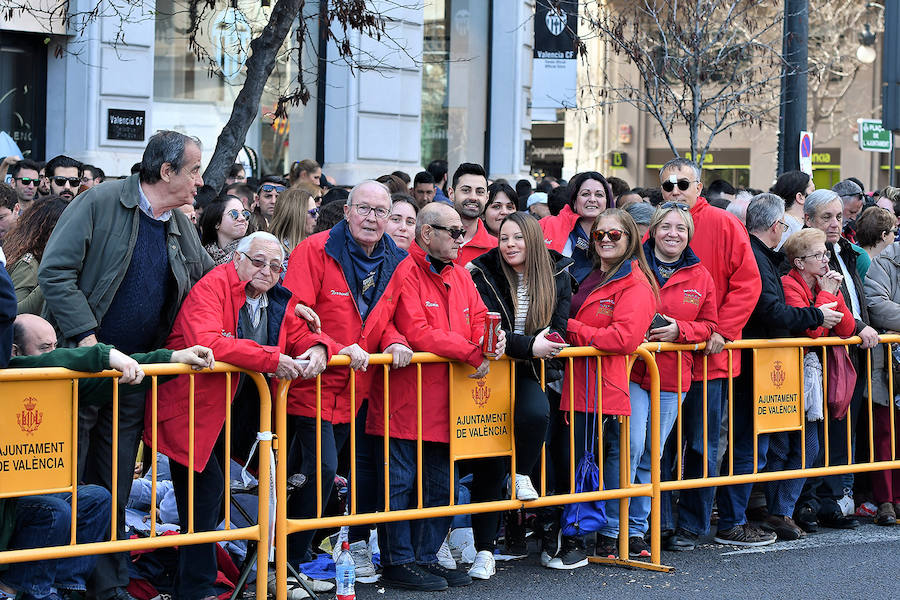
[269,188,318,263]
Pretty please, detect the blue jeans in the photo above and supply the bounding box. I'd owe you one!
[376,439,454,566]
[601,384,680,538]
[1,485,110,599]
[765,427,818,517]
[661,378,726,536]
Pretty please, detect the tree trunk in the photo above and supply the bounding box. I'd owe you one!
[201,0,304,193]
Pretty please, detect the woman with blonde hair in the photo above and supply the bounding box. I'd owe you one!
[269,188,318,266]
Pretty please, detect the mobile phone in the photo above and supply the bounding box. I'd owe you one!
[650,313,669,330]
[546,331,566,344]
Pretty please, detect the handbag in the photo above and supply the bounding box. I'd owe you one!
[825,344,856,420]
[561,360,607,537]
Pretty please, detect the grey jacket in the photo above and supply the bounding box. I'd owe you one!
[38,174,214,346]
[863,242,900,407]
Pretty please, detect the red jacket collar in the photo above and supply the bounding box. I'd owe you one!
[786,267,816,301]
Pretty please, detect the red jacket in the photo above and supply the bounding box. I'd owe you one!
[367,243,487,443]
[455,219,497,266]
[781,269,855,338]
[280,227,407,423]
[145,262,285,471]
[682,198,761,380]
[564,261,657,415]
[631,245,719,393]
[539,205,582,252]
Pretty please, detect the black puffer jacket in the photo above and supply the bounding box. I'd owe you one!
[468,247,575,382]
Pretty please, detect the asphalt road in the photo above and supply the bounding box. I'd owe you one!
[353,522,900,600]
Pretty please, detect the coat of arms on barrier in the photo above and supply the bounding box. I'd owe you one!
[17,397,43,435]
[770,361,786,388]
[472,378,490,408]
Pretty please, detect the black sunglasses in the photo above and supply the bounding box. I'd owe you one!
[226,209,252,221]
[53,177,82,187]
[14,177,38,186]
[661,179,696,193]
[431,223,467,240]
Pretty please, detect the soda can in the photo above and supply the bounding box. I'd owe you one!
[482,312,502,356]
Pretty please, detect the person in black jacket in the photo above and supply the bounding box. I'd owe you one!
[0,262,15,367]
[466,212,573,579]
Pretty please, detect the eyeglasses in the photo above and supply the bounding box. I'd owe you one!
[661,179,697,192]
[52,177,81,187]
[351,203,391,220]
[226,209,251,221]
[592,228,626,242]
[308,207,319,219]
[775,220,789,232]
[799,250,832,262]
[240,252,283,274]
[259,184,286,193]
[660,202,690,211]
[14,177,37,186]
[430,223,467,239]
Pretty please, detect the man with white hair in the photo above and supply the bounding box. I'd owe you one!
[148,231,302,600]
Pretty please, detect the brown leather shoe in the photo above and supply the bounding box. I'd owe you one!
[875,502,897,526]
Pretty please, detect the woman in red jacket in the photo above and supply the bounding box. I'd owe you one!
[771,228,855,538]
[539,172,616,283]
[554,208,657,569]
[595,203,718,559]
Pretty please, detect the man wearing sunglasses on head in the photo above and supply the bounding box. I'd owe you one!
[45,155,83,201]
[9,158,41,214]
[253,175,287,227]
[656,157,762,552]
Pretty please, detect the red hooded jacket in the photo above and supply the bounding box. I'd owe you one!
[564,260,657,415]
[539,205,582,253]
[781,269,855,338]
[367,243,488,443]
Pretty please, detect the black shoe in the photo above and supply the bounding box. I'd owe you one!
[819,512,859,530]
[713,524,777,547]
[793,505,818,533]
[545,536,588,570]
[628,536,651,559]
[663,528,697,552]
[421,562,472,587]
[539,514,561,566]
[595,534,618,558]
[381,563,449,591]
[504,509,528,558]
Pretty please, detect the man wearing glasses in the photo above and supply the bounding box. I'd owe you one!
[9,158,41,213]
[656,157,762,552]
[280,179,413,577]
[44,155,83,201]
[449,162,497,266]
[149,231,300,600]
[38,131,214,600]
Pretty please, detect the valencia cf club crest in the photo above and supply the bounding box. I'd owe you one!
[770,361,786,388]
[17,397,43,436]
[472,377,490,408]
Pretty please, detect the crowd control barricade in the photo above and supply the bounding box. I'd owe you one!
[0,362,273,600]
[647,334,900,511]
[273,346,670,600]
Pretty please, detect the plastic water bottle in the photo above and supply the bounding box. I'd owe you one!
[335,540,356,600]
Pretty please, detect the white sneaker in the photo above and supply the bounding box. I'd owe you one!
[267,572,334,598]
[515,474,539,501]
[346,540,377,578]
[437,536,457,569]
[467,550,496,580]
[838,487,855,517]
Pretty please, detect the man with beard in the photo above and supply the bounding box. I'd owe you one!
[448,162,496,265]
[44,155,83,201]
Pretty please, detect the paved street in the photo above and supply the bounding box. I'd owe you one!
[354,522,900,599]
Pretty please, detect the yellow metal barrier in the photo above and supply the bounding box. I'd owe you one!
[0,362,272,600]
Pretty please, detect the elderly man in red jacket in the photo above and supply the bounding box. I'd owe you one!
[280,179,413,574]
[147,231,302,600]
[366,202,505,592]
[655,158,763,551]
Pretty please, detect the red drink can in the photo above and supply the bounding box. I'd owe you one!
[482,312,502,356]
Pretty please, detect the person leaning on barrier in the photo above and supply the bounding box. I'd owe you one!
[798,189,878,531]
[36,130,214,600]
[863,227,900,526]
[466,212,572,579]
[279,180,412,577]
[366,202,505,592]
[145,231,299,600]
[558,208,657,569]
[597,202,719,560]
[2,313,212,600]
[657,158,761,553]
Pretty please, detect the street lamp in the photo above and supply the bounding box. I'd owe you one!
[857,23,877,64]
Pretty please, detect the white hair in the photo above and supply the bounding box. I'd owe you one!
[236,231,284,262]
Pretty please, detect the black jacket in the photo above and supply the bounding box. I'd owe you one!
[468,247,575,382]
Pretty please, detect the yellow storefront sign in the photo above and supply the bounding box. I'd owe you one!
[752,348,803,433]
[448,361,514,461]
[0,380,75,495]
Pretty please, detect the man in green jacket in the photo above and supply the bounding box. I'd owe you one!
[37,130,215,600]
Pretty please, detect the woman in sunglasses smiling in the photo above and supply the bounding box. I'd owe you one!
[200,196,251,265]
[553,208,657,568]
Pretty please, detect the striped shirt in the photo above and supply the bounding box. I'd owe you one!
[514,273,529,334]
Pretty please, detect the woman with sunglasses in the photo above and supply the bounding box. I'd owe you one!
[200,196,251,265]
[269,188,318,267]
[596,203,718,559]
[466,212,573,578]
[384,194,418,251]
[482,182,518,237]
[539,172,616,284]
[550,208,657,569]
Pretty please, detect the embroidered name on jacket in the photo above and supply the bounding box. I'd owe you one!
[425,301,440,308]
[330,290,350,296]
[595,299,615,316]
[683,289,702,305]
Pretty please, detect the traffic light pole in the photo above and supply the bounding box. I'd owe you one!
[776,0,809,176]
